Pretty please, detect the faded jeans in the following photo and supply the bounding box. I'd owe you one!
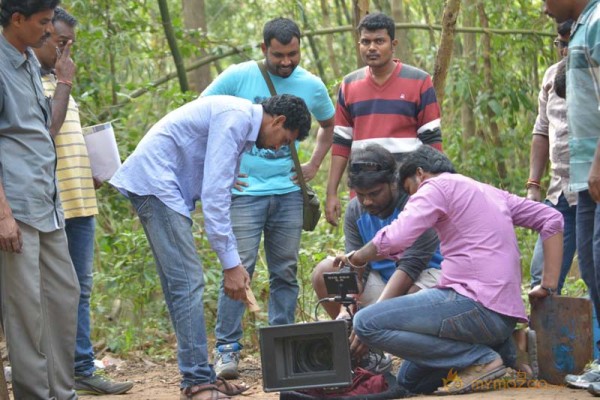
[530,194,577,292]
[129,193,215,387]
[215,191,303,347]
[65,216,97,377]
[353,288,517,393]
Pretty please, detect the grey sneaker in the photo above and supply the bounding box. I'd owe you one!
[565,360,600,389]
[590,382,600,397]
[214,344,240,380]
[359,349,393,374]
[74,372,134,395]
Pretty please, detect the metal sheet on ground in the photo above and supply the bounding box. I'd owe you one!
[530,296,592,385]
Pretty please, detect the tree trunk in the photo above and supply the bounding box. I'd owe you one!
[391,0,412,64]
[182,0,211,93]
[477,2,507,180]
[157,0,189,92]
[353,0,370,68]
[433,0,461,105]
[298,1,326,78]
[321,0,341,77]
[460,0,477,154]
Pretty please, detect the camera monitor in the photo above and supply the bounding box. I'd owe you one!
[323,270,360,296]
[259,320,353,392]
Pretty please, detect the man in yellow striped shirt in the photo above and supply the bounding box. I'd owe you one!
[34,7,133,395]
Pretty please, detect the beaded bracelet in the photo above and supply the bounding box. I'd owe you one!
[57,79,73,88]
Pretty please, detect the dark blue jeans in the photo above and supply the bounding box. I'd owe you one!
[576,190,600,354]
[530,193,577,293]
[65,216,97,377]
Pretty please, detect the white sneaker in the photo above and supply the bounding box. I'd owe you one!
[359,349,393,374]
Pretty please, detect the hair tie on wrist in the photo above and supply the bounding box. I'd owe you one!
[525,179,541,189]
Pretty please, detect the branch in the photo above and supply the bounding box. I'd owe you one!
[96,23,554,120]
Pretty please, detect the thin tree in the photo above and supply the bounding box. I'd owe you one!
[460,0,478,154]
[477,1,507,180]
[353,0,369,67]
[433,0,461,104]
[391,0,412,64]
[182,0,211,92]
[158,0,189,92]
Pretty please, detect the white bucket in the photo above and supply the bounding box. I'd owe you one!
[82,122,122,182]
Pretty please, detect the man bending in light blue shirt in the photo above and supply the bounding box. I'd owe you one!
[109,94,311,400]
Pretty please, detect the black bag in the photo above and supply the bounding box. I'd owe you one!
[291,144,321,231]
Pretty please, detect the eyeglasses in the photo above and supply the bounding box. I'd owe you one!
[553,39,569,49]
[349,162,384,173]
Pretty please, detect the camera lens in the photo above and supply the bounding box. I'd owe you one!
[291,336,334,373]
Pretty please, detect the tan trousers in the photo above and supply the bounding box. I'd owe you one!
[0,222,79,400]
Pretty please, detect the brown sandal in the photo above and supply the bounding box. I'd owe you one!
[181,383,231,400]
[214,378,249,396]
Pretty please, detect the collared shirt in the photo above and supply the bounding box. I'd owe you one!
[533,60,576,206]
[372,173,563,322]
[566,0,600,192]
[42,74,98,219]
[110,96,262,270]
[0,34,63,232]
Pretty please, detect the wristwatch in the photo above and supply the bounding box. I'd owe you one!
[541,286,557,296]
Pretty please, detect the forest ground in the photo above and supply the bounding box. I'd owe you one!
[4,353,596,400]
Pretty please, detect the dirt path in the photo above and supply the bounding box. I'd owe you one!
[8,356,591,400]
[2,350,595,399]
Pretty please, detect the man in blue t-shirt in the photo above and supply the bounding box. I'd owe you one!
[201,17,335,379]
[311,143,442,373]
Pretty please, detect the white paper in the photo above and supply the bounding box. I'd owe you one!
[82,122,122,182]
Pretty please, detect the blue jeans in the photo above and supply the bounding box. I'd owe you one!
[353,289,517,392]
[576,190,600,341]
[65,216,96,377]
[215,191,302,347]
[530,194,577,292]
[129,194,215,387]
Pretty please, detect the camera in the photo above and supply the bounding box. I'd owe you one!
[258,267,359,392]
[259,320,353,392]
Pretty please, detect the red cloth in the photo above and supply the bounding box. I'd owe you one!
[299,368,388,398]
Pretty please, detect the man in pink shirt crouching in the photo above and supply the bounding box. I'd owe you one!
[335,145,563,395]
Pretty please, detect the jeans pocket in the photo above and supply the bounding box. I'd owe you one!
[439,308,496,344]
[129,193,152,218]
